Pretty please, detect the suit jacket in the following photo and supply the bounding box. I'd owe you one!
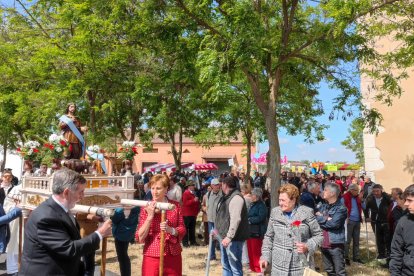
[19,197,101,276]
[365,192,392,223]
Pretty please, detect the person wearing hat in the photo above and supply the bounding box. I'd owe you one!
[182,180,200,247]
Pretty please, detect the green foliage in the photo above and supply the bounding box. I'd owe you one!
[0,0,409,181]
[341,118,365,165]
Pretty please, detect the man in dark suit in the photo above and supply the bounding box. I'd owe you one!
[365,184,392,260]
[19,169,112,276]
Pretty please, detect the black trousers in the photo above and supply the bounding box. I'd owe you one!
[372,222,391,258]
[183,216,197,245]
[322,246,346,276]
[115,239,131,276]
[83,251,95,276]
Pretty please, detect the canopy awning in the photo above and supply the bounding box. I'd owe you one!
[144,162,194,172]
[193,163,218,171]
[251,153,288,165]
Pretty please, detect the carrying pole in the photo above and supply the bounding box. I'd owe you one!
[159,210,166,276]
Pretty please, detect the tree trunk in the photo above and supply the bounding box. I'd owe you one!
[87,90,96,136]
[1,140,7,172]
[170,129,183,172]
[266,71,282,208]
[266,118,281,208]
[245,128,252,184]
[177,127,183,172]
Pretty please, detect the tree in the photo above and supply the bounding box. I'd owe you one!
[163,0,405,207]
[195,73,265,181]
[1,0,148,147]
[341,118,364,165]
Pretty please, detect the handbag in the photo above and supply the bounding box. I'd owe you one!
[303,267,323,276]
[302,254,323,276]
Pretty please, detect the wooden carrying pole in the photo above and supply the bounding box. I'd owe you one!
[18,216,23,268]
[159,210,166,276]
[101,237,108,276]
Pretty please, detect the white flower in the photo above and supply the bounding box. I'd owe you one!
[55,147,62,152]
[122,141,135,148]
[28,149,33,155]
[24,140,40,149]
[49,134,59,143]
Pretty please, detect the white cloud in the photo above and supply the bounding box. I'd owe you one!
[279,138,289,144]
[297,144,307,150]
[328,147,338,153]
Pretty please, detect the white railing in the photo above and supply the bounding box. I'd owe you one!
[20,174,136,211]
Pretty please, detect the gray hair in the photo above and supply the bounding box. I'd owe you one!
[325,182,341,197]
[348,183,359,191]
[307,181,319,192]
[251,188,263,199]
[52,169,86,194]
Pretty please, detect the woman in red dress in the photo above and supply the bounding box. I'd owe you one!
[136,174,186,275]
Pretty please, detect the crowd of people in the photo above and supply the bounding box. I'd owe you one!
[132,170,414,276]
[1,167,414,276]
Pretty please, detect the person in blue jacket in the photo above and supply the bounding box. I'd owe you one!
[112,206,140,276]
[0,204,22,253]
[246,188,268,274]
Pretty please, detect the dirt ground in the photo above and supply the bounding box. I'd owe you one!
[99,225,390,276]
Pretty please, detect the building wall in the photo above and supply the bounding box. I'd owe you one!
[362,36,414,193]
[132,142,254,174]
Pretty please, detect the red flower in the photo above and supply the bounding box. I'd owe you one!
[17,148,21,152]
[33,148,39,153]
[59,140,67,146]
[132,147,138,154]
[119,147,123,151]
[291,220,301,227]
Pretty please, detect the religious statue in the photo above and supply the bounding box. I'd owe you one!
[59,103,87,160]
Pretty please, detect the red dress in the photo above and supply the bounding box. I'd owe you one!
[136,199,186,276]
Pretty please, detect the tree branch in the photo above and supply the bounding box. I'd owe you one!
[15,0,66,52]
[285,0,403,62]
[174,0,223,37]
[242,67,268,116]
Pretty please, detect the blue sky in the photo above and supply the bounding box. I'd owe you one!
[258,81,358,163]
